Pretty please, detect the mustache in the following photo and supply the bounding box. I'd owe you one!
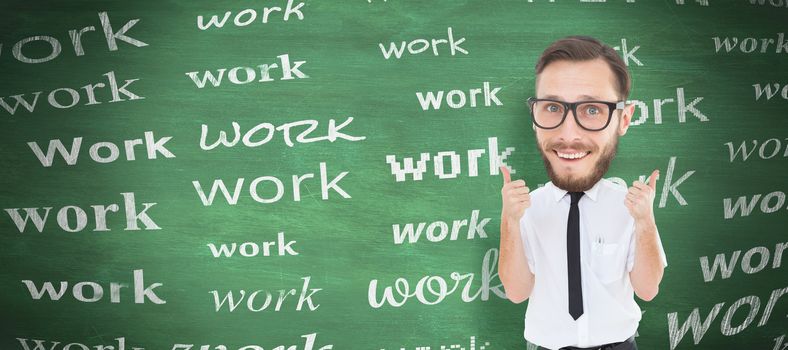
[543,140,597,152]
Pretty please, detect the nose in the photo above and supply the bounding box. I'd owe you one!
[557,108,584,141]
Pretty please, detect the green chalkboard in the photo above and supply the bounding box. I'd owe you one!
[1,1,786,349]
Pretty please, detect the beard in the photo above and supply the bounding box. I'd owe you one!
[535,133,619,192]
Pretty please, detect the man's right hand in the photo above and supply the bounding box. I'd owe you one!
[500,165,531,224]
[499,164,536,303]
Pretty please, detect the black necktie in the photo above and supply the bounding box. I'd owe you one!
[568,191,585,320]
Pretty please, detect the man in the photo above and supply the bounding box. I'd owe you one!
[498,36,668,350]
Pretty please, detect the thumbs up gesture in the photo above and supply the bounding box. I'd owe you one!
[500,165,531,224]
[625,169,659,223]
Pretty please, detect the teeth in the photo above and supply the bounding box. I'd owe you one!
[556,151,590,159]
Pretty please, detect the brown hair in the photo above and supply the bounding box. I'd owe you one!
[534,35,631,100]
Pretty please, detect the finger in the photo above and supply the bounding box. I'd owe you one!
[510,186,530,194]
[631,183,648,193]
[500,165,511,184]
[510,179,526,188]
[507,190,530,200]
[508,196,530,205]
[648,169,659,190]
[510,196,531,204]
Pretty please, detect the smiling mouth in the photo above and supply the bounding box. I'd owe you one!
[554,149,591,161]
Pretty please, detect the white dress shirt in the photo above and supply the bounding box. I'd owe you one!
[519,178,668,349]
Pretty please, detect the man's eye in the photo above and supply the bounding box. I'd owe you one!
[546,104,562,113]
[582,104,604,116]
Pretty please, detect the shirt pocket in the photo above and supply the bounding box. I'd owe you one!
[590,242,625,284]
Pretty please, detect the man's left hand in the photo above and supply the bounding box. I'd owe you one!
[625,169,659,223]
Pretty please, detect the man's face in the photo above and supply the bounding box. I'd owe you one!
[533,58,634,192]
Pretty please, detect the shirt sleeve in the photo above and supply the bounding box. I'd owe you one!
[520,213,536,272]
[626,221,668,272]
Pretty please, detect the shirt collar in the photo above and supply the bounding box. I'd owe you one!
[551,178,602,203]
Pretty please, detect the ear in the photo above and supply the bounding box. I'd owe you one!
[618,103,634,136]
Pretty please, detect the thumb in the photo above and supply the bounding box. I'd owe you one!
[648,169,659,190]
[500,165,511,184]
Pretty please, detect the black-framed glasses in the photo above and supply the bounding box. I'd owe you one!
[526,97,626,131]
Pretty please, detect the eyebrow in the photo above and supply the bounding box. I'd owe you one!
[541,94,606,101]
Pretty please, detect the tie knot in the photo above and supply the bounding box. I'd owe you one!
[569,191,584,205]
